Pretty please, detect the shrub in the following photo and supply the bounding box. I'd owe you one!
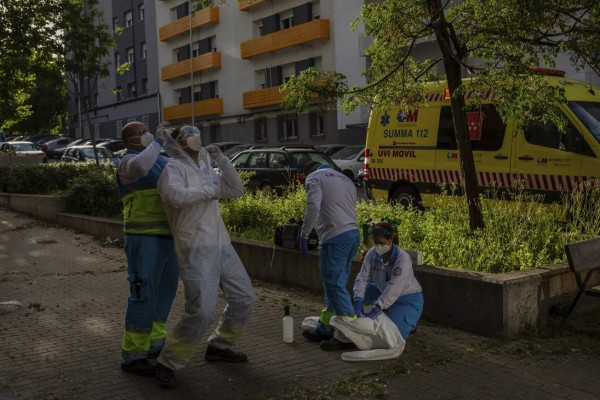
[64,164,121,217]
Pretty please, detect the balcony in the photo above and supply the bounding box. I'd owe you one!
[163,98,224,121]
[239,0,270,11]
[159,7,219,42]
[240,19,330,59]
[161,52,222,81]
[242,85,290,109]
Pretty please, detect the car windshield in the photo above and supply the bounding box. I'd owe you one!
[11,143,36,151]
[568,101,600,144]
[223,145,250,158]
[331,146,363,160]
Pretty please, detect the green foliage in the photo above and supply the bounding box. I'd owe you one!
[64,164,121,217]
[4,163,600,272]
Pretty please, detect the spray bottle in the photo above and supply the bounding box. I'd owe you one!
[283,305,293,343]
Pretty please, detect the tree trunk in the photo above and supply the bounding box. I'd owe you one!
[427,0,484,230]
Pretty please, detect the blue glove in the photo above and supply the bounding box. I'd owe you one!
[353,300,364,317]
[300,238,309,257]
[364,304,381,319]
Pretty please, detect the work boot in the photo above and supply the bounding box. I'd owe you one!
[156,362,176,389]
[302,329,333,342]
[205,345,248,363]
[319,338,356,351]
[120,359,156,377]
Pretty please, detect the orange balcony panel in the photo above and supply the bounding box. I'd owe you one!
[161,52,222,81]
[239,0,270,11]
[243,85,290,109]
[240,19,330,59]
[163,98,224,121]
[159,7,219,42]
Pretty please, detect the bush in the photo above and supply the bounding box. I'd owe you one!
[3,163,600,272]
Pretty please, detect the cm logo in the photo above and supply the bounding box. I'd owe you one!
[537,158,548,164]
[396,109,419,123]
[447,152,458,159]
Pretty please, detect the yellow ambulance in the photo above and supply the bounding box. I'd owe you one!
[363,71,600,210]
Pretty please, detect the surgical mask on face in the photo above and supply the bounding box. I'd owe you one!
[186,135,203,151]
[375,244,390,256]
[140,132,155,148]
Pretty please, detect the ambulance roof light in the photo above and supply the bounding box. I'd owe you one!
[530,67,566,77]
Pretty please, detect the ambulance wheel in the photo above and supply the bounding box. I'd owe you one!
[391,186,422,210]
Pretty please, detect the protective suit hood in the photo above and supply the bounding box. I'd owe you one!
[163,130,210,168]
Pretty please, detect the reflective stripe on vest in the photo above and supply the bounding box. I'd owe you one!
[121,188,171,235]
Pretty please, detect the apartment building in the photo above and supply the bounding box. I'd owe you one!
[67,0,162,139]
[155,0,369,146]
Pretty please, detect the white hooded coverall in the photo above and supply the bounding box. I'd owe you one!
[156,138,256,370]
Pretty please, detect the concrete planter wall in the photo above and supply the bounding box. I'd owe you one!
[1,192,595,338]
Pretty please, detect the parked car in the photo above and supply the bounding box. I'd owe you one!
[21,134,58,146]
[330,145,365,182]
[61,145,120,166]
[51,138,89,159]
[209,141,244,152]
[0,141,46,163]
[315,144,347,157]
[222,144,266,160]
[40,137,75,159]
[98,139,126,153]
[230,146,339,192]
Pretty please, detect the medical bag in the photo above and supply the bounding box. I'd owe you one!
[276,219,318,250]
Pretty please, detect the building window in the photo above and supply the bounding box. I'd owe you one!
[138,3,145,21]
[141,79,148,95]
[281,16,293,29]
[125,10,133,27]
[277,114,298,140]
[116,120,123,135]
[114,52,120,68]
[310,113,325,137]
[210,124,220,143]
[116,87,122,101]
[127,83,136,98]
[142,115,150,126]
[254,118,267,142]
[113,17,119,30]
[141,42,147,59]
[127,47,134,63]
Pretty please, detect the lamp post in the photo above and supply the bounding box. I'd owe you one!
[189,0,195,126]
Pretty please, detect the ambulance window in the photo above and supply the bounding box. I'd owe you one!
[524,118,595,157]
[470,105,506,151]
[436,105,505,151]
[567,101,600,144]
[437,107,457,150]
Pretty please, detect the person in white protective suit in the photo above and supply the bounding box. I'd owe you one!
[154,126,256,389]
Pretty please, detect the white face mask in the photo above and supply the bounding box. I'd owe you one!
[140,132,155,148]
[186,135,203,151]
[375,244,391,256]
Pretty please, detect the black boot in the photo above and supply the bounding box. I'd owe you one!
[156,362,177,389]
[121,359,156,377]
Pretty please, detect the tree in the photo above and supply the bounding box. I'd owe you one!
[0,0,66,131]
[62,0,115,165]
[282,0,600,231]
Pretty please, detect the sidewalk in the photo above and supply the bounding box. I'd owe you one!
[1,207,599,400]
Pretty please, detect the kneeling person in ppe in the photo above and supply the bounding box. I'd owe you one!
[353,222,423,340]
[154,126,256,389]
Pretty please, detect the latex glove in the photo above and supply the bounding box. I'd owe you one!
[300,238,309,257]
[364,304,381,319]
[353,300,364,318]
[205,144,224,161]
[155,125,168,142]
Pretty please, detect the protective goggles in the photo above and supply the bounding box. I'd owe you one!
[178,125,201,138]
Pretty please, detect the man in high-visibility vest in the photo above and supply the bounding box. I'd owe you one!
[116,122,179,376]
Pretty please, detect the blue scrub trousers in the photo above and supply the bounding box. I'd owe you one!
[121,234,179,364]
[319,230,360,324]
[363,284,424,339]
